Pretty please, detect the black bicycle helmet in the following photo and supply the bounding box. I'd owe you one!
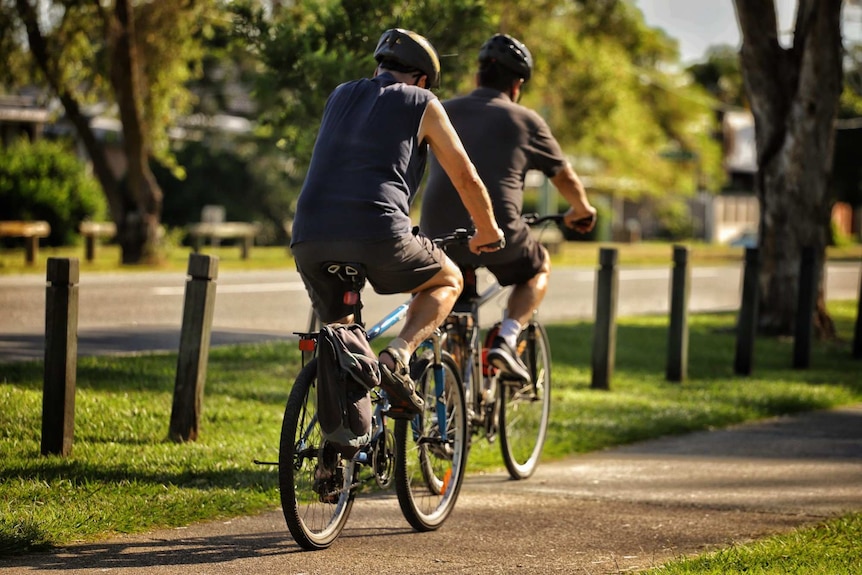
[478,33,533,82]
[373,28,441,89]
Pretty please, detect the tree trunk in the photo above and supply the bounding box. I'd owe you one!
[16,0,163,265]
[15,0,121,219]
[109,0,164,264]
[734,0,842,338]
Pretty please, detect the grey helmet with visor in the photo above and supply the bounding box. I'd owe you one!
[374,28,441,89]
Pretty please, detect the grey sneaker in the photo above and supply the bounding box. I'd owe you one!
[378,348,424,416]
[487,337,530,382]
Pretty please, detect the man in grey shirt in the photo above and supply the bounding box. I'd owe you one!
[421,33,596,381]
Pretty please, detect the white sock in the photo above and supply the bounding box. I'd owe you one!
[497,318,522,349]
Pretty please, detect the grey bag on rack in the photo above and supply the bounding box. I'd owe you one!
[316,323,380,449]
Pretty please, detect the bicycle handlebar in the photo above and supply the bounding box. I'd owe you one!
[433,228,475,249]
[521,212,562,226]
[435,212,594,249]
[521,212,595,228]
[478,237,506,250]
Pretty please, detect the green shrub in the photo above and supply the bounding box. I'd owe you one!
[152,138,299,246]
[0,138,107,246]
[830,219,856,247]
[655,198,695,241]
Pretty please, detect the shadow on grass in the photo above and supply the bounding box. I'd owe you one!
[1,341,305,404]
[0,519,51,557]
[2,458,279,493]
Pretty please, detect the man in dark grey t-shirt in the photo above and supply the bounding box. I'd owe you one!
[420,33,597,381]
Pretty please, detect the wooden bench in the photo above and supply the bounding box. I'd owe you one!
[186,222,261,260]
[0,220,51,265]
[79,221,117,262]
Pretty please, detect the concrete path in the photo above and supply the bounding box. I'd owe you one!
[4,404,861,574]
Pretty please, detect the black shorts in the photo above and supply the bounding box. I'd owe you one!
[292,232,446,323]
[445,230,547,287]
[486,234,547,286]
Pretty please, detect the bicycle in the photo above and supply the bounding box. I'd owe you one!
[435,213,575,480]
[277,261,470,550]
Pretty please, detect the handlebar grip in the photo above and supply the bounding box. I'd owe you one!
[479,237,506,250]
[574,214,595,226]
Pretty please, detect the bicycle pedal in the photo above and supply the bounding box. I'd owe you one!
[499,373,529,385]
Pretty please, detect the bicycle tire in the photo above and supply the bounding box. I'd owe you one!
[394,350,468,531]
[499,320,552,480]
[279,358,355,550]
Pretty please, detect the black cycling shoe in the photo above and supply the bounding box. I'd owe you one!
[487,336,530,382]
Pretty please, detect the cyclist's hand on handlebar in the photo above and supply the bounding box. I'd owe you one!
[469,226,506,254]
[563,206,598,234]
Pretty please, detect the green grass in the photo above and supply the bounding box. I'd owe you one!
[1,302,861,566]
[0,242,295,275]
[3,241,860,275]
[643,513,862,574]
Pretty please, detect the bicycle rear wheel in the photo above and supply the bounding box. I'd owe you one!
[394,350,468,531]
[279,358,355,550]
[499,320,551,480]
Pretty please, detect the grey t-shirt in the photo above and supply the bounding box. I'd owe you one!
[420,87,566,264]
[292,73,437,244]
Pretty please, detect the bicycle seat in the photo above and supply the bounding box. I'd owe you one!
[322,261,367,308]
[453,265,481,309]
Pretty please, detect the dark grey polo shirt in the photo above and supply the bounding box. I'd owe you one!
[420,87,567,265]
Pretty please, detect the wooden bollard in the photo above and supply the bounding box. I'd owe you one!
[591,248,618,390]
[666,245,690,382]
[241,235,252,260]
[42,257,79,456]
[25,236,39,265]
[169,254,219,442]
[793,247,817,369]
[734,247,759,375]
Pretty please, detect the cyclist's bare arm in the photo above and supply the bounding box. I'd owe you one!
[419,99,504,253]
[551,162,598,233]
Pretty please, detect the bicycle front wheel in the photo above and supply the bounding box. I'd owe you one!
[279,358,355,550]
[499,321,552,480]
[394,350,468,531]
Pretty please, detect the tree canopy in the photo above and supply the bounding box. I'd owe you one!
[1,0,221,263]
[4,0,730,231]
[231,0,492,169]
[232,0,725,205]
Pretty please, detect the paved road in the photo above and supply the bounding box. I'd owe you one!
[1,263,859,362]
[3,404,861,574]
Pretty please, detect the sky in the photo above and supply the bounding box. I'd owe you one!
[633,0,798,64]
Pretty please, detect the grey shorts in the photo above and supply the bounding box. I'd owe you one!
[292,231,446,323]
